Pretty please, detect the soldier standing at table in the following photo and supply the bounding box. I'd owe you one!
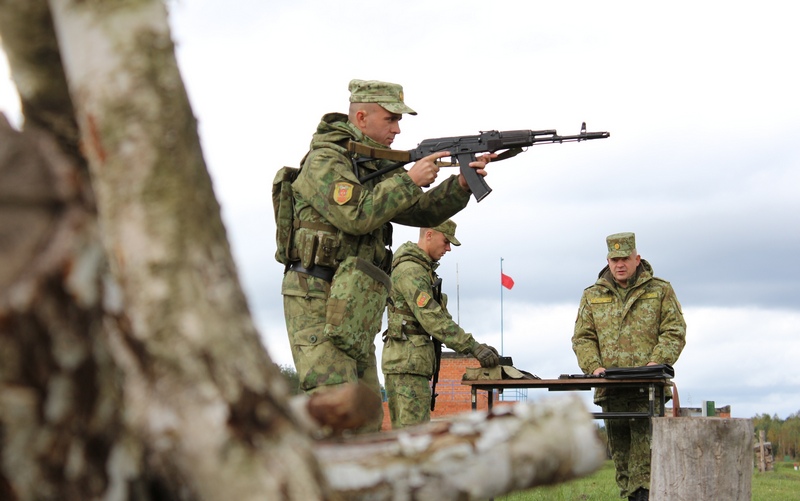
[572,232,686,501]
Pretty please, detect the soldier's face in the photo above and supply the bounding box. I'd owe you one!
[357,105,402,147]
[607,252,640,286]
[427,231,452,261]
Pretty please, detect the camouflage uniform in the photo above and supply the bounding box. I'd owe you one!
[572,233,686,499]
[381,235,483,429]
[282,81,472,433]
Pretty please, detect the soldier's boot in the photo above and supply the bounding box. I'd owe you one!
[630,488,649,501]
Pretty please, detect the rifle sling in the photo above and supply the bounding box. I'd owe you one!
[354,257,392,293]
[347,141,411,162]
[494,147,524,162]
[430,278,443,412]
[348,141,412,184]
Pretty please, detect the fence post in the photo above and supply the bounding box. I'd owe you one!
[758,430,766,472]
[650,417,753,501]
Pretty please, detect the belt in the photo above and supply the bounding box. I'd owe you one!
[287,262,336,283]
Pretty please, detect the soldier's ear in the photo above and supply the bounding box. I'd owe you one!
[354,109,368,128]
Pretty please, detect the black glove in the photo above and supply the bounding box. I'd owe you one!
[471,343,500,368]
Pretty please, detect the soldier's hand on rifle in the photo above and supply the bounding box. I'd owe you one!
[407,151,450,187]
[471,343,500,368]
[457,153,496,192]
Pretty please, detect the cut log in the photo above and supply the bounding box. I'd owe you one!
[317,395,605,501]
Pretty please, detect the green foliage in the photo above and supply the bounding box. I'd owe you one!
[754,410,800,460]
[277,364,301,395]
[498,460,800,500]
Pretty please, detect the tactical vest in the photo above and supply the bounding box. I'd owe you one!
[289,141,395,274]
[273,165,339,266]
[386,252,441,338]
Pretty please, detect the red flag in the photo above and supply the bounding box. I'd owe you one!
[501,272,515,290]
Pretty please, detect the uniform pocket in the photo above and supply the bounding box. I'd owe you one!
[406,335,435,378]
[324,257,390,366]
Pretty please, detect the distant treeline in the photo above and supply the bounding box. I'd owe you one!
[753,412,800,460]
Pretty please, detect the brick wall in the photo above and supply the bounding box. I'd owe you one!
[381,351,506,431]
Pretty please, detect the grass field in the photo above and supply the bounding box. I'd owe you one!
[497,460,800,500]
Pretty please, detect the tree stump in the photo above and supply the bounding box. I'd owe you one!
[650,417,753,501]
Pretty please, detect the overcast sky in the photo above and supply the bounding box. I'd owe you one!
[2,1,798,419]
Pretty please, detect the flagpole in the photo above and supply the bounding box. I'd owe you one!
[500,257,505,403]
[500,257,504,356]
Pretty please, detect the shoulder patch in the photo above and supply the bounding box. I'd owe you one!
[333,182,354,205]
[415,291,432,308]
[589,297,613,304]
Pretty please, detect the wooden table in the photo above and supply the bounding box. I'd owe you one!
[462,377,671,419]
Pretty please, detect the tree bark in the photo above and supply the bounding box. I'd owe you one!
[1,1,325,499]
[55,0,327,499]
[0,110,123,501]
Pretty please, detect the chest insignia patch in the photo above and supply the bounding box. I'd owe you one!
[590,297,613,304]
[416,291,431,308]
[333,182,354,205]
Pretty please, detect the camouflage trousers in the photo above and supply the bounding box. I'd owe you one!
[601,391,660,498]
[384,373,431,430]
[283,291,383,433]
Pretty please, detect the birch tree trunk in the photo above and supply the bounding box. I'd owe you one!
[0,1,604,500]
[1,1,325,500]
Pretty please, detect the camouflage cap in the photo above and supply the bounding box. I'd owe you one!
[432,219,461,246]
[348,79,417,115]
[606,232,636,259]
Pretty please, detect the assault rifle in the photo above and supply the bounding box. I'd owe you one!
[349,122,610,202]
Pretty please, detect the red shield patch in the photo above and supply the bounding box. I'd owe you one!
[416,291,431,308]
[334,182,354,205]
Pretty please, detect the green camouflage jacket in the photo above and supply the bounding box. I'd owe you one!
[572,259,686,401]
[288,113,471,277]
[381,242,479,377]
